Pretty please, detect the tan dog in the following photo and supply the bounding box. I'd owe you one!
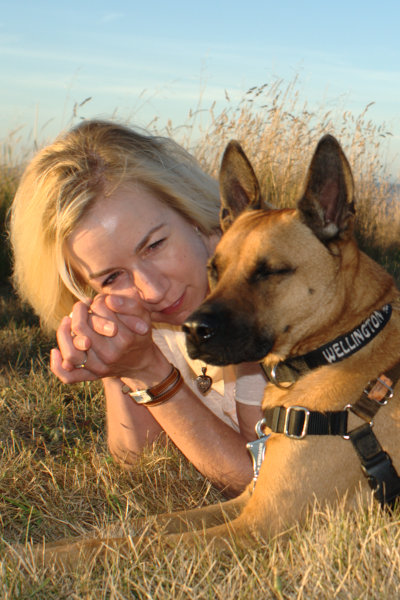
[25,135,400,569]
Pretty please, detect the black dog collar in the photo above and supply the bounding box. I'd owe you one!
[262,304,392,387]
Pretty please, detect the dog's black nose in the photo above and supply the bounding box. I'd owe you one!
[182,316,216,344]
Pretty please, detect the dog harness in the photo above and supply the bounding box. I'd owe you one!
[248,303,400,506]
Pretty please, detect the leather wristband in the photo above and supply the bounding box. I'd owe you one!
[121,364,183,407]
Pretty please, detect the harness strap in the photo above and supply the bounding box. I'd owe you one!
[263,406,348,438]
[349,424,400,507]
[260,363,400,507]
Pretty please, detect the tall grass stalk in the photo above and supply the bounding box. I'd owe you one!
[0,128,23,285]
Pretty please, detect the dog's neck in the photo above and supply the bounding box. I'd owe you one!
[305,247,395,351]
[264,246,399,385]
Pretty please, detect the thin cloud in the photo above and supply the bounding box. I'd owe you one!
[100,13,124,23]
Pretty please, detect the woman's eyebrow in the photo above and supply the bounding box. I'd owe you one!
[135,224,164,253]
[88,224,164,280]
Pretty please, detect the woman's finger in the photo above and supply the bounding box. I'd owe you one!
[105,295,150,335]
[56,316,88,371]
[50,348,99,384]
[89,314,117,337]
[70,300,97,338]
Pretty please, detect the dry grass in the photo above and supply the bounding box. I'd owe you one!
[1,304,400,600]
[1,324,400,599]
[1,77,400,597]
[167,78,400,281]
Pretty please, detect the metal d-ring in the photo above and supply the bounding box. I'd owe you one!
[269,364,295,390]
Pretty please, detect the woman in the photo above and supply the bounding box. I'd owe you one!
[10,119,266,496]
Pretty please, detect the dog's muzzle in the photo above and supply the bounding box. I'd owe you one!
[183,303,273,365]
[182,314,217,345]
[182,311,223,362]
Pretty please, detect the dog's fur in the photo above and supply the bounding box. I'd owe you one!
[21,135,400,569]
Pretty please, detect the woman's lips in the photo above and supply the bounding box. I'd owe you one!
[159,292,185,315]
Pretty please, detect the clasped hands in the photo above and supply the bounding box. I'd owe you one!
[51,294,158,385]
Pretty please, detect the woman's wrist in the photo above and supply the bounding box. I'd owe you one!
[120,346,172,386]
[121,363,183,407]
[118,345,172,389]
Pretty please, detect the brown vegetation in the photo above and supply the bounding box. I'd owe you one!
[1,79,399,597]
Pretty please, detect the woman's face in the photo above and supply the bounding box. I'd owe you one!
[66,184,219,325]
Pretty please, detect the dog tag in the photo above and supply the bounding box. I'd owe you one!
[196,367,212,395]
[246,420,270,491]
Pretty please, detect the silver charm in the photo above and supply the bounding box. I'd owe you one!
[196,367,212,395]
[246,418,270,492]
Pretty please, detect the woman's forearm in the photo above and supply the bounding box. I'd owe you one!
[103,376,164,465]
[111,374,253,496]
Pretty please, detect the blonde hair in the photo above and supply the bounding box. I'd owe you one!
[10,119,220,330]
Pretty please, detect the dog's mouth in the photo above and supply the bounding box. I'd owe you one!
[183,304,274,365]
[185,339,272,366]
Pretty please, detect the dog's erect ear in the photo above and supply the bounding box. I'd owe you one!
[298,135,355,241]
[219,140,262,232]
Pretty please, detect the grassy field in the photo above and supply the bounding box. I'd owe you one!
[1,81,400,598]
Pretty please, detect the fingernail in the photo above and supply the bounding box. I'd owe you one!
[75,337,89,351]
[110,295,123,306]
[103,322,116,335]
[135,321,149,335]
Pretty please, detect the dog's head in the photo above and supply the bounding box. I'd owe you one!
[183,135,357,366]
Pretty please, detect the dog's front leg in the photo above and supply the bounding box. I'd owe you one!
[235,433,368,540]
[14,492,249,570]
[119,491,249,536]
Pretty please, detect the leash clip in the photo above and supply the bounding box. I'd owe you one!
[246,418,270,492]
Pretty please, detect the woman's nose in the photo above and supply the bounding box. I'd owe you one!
[132,269,168,304]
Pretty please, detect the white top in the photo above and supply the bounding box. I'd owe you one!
[152,324,267,432]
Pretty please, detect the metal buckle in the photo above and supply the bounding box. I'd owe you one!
[343,403,374,440]
[264,364,295,390]
[284,406,310,439]
[364,377,393,405]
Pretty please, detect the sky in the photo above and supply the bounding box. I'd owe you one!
[1,0,400,177]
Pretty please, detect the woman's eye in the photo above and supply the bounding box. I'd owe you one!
[146,238,166,253]
[102,271,121,287]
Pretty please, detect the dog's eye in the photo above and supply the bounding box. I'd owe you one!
[249,260,293,283]
[250,261,272,283]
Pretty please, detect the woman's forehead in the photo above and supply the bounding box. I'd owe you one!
[66,185,184,265]
[82,184,168,227]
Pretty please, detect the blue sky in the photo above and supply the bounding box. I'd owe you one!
[1,0,400,175]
